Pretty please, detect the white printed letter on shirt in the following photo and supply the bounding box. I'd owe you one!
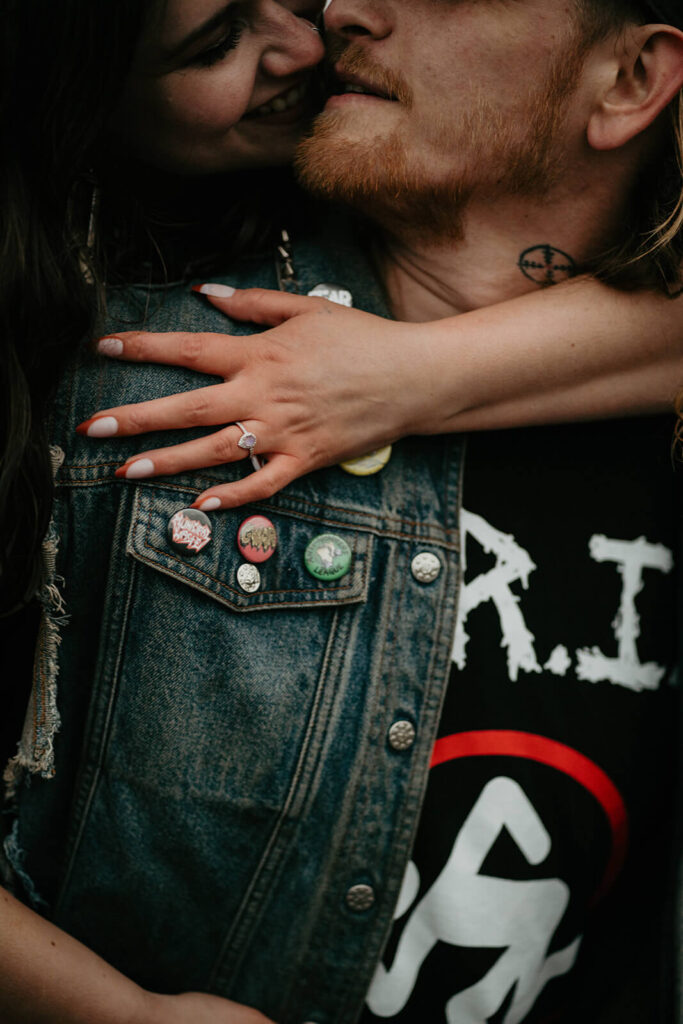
[453,510,541,681]
[576,534,672,692]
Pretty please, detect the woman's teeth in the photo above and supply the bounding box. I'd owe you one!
[252,83,307,117]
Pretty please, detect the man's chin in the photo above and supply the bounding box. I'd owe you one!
[294,111,403,207]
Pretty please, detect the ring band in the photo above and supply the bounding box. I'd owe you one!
[236,421,263,472]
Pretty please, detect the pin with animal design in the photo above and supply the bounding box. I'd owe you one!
[304,533,353,581]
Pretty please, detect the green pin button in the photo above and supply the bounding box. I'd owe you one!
[304,533,353,582]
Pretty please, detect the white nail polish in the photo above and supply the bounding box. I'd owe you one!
[199,283,236,298]
[124,458,155,479]
[97,337,124,357]
[87,416,119,438]
[198,497,221,511]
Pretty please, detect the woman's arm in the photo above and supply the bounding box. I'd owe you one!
[78,276,683,510]
[0,888,272,1024]
[415,276,683,431]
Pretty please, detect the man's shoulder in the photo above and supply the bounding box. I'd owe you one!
[284,204,390,320]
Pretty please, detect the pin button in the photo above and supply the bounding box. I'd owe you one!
[411,552,441,584]
[340,445,392,477]
[345,884,375,912]
[307,282,353,307]
[237,563,261,594]
[237,515,277,564]
[388,720,416,751]
[167,508,212,556]
[305,533,352,582]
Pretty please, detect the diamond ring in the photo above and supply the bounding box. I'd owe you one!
[235,421,263,471]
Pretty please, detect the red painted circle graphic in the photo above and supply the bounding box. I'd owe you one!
[430,731,628,903]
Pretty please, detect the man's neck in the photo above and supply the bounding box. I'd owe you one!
[378,180,625,322]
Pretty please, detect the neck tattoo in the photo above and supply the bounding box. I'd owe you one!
[518,244,577,287]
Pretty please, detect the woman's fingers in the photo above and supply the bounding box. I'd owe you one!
[77,383,245,437]
[95,329,238,373]
[197,285,329,326]
[114,423,266,480]
[192,455,298,511]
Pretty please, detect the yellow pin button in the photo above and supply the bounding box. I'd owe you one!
[340,445,393,477]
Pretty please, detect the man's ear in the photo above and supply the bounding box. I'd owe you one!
[588,25,683,151]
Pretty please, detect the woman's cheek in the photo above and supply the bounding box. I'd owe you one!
[165,75,252,135]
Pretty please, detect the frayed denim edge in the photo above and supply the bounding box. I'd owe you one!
[4,446,67,800]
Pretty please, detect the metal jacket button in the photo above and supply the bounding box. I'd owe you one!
[411,552,441,584]
[237,515,277,563]
[388,720,416,751]
[167,508,212,555]
[345,884,375,912]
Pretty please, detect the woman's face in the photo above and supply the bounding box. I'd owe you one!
[113,0,325,174]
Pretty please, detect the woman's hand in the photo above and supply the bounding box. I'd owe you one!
[147,991,275,1024]
[78,288,424,510]
[0,886,275,1024]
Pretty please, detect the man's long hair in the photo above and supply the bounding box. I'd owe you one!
[575,0,683,289]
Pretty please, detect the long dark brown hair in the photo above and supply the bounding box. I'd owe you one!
[1,0,153,613]
[0,0,309,613]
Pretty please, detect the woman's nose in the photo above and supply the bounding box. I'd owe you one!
[260,4,326,78]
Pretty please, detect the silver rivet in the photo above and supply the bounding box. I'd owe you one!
[411,552,441,584]
[388,720,416,751]
[237,563,261,594]
[345,884,375,912]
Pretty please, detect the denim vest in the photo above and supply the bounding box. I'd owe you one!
[3,222,464,1024]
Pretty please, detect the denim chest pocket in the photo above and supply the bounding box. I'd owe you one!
[97,482,375,812]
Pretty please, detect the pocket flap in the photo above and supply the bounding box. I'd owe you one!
[127,486,373,611]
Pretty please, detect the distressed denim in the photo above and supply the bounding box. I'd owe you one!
[4,221,464,1024]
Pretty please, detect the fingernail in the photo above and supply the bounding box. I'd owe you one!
[85,416,119,438]
[123,458,155,479]
[97,337,123,357]
[197,497,221,511]
[193,283,236,298]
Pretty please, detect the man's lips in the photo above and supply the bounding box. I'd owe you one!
[331,68,398,102]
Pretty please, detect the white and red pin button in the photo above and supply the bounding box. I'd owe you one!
[167,508,212,555]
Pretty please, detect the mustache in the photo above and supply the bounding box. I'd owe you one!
[325,39,413,107]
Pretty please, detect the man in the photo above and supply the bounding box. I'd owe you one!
[5,2,682,1024]
[294,1,683,1021]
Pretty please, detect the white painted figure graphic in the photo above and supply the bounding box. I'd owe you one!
[366,778,582,1024]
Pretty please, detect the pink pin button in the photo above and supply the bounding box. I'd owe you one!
[237,515,278,564]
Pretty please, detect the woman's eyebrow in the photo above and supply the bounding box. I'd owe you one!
[162,3,236,61]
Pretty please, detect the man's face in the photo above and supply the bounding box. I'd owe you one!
[298,0,591,236]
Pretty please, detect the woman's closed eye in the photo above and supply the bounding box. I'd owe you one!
[189,20,247,68]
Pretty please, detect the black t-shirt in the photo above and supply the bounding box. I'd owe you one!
[361,417,679,1024]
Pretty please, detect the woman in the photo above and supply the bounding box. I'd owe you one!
[1,1,682,1022]
[1,2,323,1021]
